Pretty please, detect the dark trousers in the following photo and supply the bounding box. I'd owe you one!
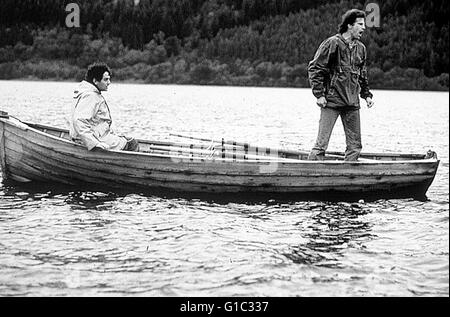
[308,107,362,161]
[122,138,140,152]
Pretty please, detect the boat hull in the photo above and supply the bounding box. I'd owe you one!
[0,117,439,199]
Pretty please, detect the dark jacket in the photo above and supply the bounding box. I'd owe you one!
[308,34,373,108]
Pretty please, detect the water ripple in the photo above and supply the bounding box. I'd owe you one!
[0,83,448,296]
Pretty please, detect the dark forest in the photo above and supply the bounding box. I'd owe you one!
[0,0,448,90]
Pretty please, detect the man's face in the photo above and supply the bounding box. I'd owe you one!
[94,71,111,91]
[349,17,366,40]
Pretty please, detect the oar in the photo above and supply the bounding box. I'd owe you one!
[141,139,245,152]
[170,133,249,148]
[169,133,376,161]
[169,132,283,160]
[170,133,308,159]
[170,133,255,159]
[143,143,301,162]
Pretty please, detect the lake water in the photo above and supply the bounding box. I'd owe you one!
[0,80,448,297]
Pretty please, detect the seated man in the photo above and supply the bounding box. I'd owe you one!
[69,62,139,152]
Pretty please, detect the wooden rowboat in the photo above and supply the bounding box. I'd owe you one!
[0,112,439,200]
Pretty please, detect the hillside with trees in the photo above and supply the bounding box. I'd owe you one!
[0,0,448,90]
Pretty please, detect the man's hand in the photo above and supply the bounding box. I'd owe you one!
[366,97,374,108]
[316,96,327,108]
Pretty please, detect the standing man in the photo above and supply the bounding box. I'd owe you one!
[70,62,139,152]
[308,9,374,161]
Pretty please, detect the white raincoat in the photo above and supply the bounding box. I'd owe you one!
[69,81,127,151]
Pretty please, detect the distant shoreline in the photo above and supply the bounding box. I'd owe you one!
[2,76,448,93]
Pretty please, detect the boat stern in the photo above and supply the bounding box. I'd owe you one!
[0,111,9,181]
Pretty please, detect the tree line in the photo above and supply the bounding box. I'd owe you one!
[0,0,448,90]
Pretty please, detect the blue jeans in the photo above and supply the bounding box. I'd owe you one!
[308,107,362,161]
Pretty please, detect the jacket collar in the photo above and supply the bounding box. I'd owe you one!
[73,80,101,99]
[336,33,358,49]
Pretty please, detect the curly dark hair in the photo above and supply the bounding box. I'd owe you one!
[85,62,111,83]
[338,9,366,34]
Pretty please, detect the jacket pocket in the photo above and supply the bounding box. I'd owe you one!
[326,72,339,98]
[348,70,360,104]
[326,71,344,103]
[326,71,360,106]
